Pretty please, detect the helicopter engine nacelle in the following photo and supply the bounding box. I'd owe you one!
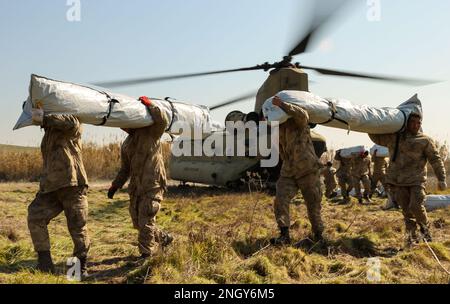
[255,67,309,114]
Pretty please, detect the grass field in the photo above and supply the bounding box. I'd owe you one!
[0,182,449,284]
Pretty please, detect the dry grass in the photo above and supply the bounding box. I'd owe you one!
[0,182,449,284]
[0,142,172,182]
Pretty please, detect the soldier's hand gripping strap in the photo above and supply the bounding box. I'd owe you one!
[97,92,119,126]
[139,96,152,107]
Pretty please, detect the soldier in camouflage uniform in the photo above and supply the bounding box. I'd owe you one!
[369,113,447,246]
[27,108,90,277]
[351,151,372,204]
[370,150,388,197]
[334,151,353,204]
[270,96,324,246]
[108,99,173,258]
[321,161,338,199]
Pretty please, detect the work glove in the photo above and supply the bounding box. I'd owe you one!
[31,108,44,125]
[438,181,447,191]
[107,185,118,199]
[272,96,282,107]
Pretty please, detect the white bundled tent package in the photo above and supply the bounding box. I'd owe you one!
[370,144,390,157]
[13,75,223,135]
[425,195,450,212]
[338,146,367,158]
[262,90,423,134]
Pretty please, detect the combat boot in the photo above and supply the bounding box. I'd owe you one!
[341,196,350,205]
[270,227,291,246]
[363,193,372,204]
[419,225,433,242]
[404,230,419,248]
[78,256,89,280]
[36,251,56,274]
[160,231,174,247]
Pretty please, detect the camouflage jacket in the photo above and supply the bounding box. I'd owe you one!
[351,155,371,177]
[334,153,352,178]
[369,132,446,186]
[40,115,88,193]
[372,156,388,176]
[112,106,168,196]
[321,166,337,186]
[277,103,321,179]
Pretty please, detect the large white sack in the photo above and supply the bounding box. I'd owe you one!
[338,146,367,158]
[370,145,390,157]
[425,195,450,212]
[262,90,422,134]
[14,74,223,135]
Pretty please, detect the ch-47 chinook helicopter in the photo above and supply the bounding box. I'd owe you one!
[94,1,435,189]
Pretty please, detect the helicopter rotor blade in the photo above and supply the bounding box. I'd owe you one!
[92,65,269,88]
[287,0,349,57]
[300,65,440,86]
[209,91,257,111]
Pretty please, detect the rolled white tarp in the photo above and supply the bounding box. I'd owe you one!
[262,90,423,134]
[425,195,450,212]
[370,145,390,157]
[13,74,223,135]
[338,146,367,158]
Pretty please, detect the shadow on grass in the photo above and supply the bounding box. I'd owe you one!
[232,237,271,258]
[90,200,128,219]
[0,260,36,274]
[167,185,239,198]
[86,255,141,282]
[329,236,399,258]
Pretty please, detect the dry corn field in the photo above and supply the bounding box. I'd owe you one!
[0,143,449,284]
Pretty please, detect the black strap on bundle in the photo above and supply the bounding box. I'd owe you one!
[318,100,351,134]
[391,110,408,163]
[164,97,177,132]
[97,92,119,126]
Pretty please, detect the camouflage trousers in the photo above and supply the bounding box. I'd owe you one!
[390,185,428,234]
[274,172,324,237]
[129,188,166,255]
[337,174,352,199]
[27,186,90,258]
[352,175,371,199]
[371,173,386,193]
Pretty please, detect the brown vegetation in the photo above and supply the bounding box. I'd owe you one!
[0,142,172,182]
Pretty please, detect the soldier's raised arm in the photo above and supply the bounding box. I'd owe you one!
[368,133,396,148]
[425,138,447,188]
[149,106,169,138]
[273,96,309,128]
[42,114,81,133]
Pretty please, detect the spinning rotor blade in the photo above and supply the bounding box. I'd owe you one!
[288,0,348,56]
[300,65,440,86]
[92,65,270,88]
[209,91,257,111]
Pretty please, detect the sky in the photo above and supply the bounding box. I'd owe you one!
[0,0,449,150]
